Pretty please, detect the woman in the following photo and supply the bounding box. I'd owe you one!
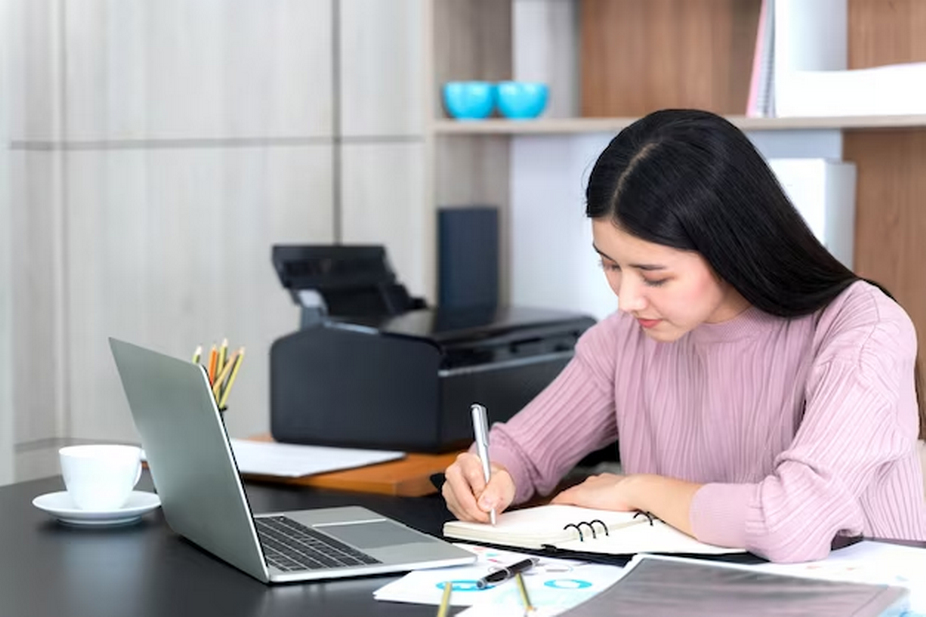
[441,109,926,563]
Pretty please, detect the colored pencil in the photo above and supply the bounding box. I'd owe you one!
[515,572,535,614]
[217,338,228,377]
[207,345,217,384]
[436,582,452,617]
[217,347,245,409]
[212,349,239,399]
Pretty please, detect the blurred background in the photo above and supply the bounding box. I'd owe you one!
[2,0,924,485]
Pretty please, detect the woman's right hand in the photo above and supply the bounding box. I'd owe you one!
[442,452,516,522]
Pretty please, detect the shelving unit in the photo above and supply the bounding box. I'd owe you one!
[425,0,926,354]
[433,115,926,135]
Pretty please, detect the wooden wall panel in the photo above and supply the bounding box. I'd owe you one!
[845,130,926,355]
[847,0,926,354]
[580,0,761,117]
[432,0,512,115]
[848,0,926,68]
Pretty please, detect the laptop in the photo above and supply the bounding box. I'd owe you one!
[109,337,475,583]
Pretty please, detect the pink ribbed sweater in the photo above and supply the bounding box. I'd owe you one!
[487,281,926,563]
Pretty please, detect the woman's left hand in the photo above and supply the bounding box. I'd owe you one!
[550,473,638,511]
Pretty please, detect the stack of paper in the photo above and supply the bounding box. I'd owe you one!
[227,439,404,477]
[373,543,624,616]
[142,440,405,478]
[747,0,926,117]
[777,62,926,117]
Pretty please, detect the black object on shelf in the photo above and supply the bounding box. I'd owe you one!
[269,244,597,453]
[272,245,426,328]
[438,206,499,310]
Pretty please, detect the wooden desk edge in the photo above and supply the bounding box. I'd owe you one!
[245,434,460,497]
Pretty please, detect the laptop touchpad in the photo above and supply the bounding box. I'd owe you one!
[319,521,427,549]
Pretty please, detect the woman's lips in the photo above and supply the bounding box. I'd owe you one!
[637,318,661,329]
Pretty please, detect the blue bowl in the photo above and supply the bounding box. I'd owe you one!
[495,82,548,120]
[442,81,495,120]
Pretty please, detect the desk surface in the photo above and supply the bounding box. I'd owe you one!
[0,473,462,617]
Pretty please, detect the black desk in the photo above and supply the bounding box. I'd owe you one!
[0,472,461,617]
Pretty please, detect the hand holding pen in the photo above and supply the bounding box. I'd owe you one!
[439,405,516,524]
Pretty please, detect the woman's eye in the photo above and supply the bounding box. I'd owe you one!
[644,278,668,287]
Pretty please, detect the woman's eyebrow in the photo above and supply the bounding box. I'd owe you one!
[628,262,667,271]
[592,245,666,271]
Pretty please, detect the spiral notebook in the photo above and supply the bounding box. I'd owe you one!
[443,504,745,558]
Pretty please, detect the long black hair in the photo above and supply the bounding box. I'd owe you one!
[586,109,925,439]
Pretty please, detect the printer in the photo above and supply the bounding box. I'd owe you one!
[269,245,596,453]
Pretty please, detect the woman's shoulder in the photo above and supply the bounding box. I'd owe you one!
[814,280,917,365]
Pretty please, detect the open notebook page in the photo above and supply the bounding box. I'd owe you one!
[444,504,742,556]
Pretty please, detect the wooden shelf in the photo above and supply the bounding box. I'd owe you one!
[432,115,926,135]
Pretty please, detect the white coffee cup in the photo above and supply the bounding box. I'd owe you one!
[59,444,142,511]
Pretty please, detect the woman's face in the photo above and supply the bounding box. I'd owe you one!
[592,219,749,342]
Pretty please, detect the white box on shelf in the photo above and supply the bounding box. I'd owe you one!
[766,0,926,117]
[777,62,926,117]
[767,158,857,269]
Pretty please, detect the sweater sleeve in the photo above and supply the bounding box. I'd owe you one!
[690,321,919,563]
[484,318,622,505]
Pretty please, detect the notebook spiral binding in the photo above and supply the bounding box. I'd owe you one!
[562,510,657,542]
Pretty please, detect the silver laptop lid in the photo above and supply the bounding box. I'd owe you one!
[109,338,270,582]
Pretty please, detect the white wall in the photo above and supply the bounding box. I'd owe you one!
[0,0,15,485]
[338,0,428,299]
[2,0,430,484]
[5,0,340,482]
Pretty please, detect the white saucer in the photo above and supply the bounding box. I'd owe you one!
[32,490,161,527]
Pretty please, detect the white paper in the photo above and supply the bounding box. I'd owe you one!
[777,63,926,117]
[750,541,926,616]
[374,543,624,615]
[226,439,404,477]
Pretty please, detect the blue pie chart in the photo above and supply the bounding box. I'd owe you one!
[544,579,593,590]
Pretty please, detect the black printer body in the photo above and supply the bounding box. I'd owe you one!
[269,245,596,453]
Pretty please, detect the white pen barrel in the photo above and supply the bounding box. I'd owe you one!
[471,403,497,524]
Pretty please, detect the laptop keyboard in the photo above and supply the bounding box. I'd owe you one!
[255,516,382,572]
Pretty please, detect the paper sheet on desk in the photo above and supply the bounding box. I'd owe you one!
[374,543,624,615]
[142,441,405,478]
[227,439,404,477]
[750,541,926,616]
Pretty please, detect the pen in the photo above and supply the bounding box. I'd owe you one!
[475,557,538,589]
[192,345,202,365]
[471,403,496,525]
